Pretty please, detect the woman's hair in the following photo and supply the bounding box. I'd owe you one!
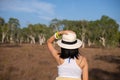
[60,48,80,59]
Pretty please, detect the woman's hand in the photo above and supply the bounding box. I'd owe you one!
[58,30,75,35]
[47,30,76,64]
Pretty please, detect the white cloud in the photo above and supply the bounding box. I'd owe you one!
[0,0,55,15]
[38,15,53,21]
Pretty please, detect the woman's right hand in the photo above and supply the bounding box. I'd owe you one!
[58,30,75,35]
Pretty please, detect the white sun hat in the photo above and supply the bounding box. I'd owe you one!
[57,32,82,49]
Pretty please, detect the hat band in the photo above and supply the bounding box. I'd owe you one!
[62,40,77,45]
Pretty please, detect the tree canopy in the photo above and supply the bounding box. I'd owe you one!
[0,15,120,48]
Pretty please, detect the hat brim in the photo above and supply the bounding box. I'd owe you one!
[57,39,82,49]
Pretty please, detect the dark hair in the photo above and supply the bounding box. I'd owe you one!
[60,48,80,59]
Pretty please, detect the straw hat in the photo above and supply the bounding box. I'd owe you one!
[57,32,82,49]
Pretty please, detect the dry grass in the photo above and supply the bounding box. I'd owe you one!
[0,44,120,80]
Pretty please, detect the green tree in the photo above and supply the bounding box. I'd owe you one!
[22,23,50,45]
[99,15,119,47]
[0,17,9,43]
[8,18,20,43]
[49,18,62,32]
[61,20,88,48]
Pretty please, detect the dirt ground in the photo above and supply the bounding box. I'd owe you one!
[0,44,120,80]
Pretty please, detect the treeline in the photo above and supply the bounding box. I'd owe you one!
[0,15,120,48]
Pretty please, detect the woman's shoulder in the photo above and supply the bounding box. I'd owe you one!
[78,55,87,60]
[77,55,88,68]
[80,55,88,63]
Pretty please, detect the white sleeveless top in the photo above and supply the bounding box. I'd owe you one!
[57,58,82,78]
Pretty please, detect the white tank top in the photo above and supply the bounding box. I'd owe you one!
[57,58,82,78]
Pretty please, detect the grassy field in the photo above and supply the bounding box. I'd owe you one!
[0,44,120,80]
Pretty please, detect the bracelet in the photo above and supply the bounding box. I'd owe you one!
[54,32,60,39]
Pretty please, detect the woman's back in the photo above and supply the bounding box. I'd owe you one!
[58,58,82,78]
[47,30,88,80]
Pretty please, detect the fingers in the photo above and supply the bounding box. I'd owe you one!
[59,30,75,35]
[64,30,75,34]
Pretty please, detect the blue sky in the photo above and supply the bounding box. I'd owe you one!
[0,0,120,27]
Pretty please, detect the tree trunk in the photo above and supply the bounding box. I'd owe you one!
[81,24,86,48]
[81,32,85,48]
[19,37,23,44]
[100,37,106,47]
[88,39,91,47]
[1,32,6,43]
[29,35,35,44]
[38,34,46,45]
[10,34,14,44]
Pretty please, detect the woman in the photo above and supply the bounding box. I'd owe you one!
[47,30,88,80]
